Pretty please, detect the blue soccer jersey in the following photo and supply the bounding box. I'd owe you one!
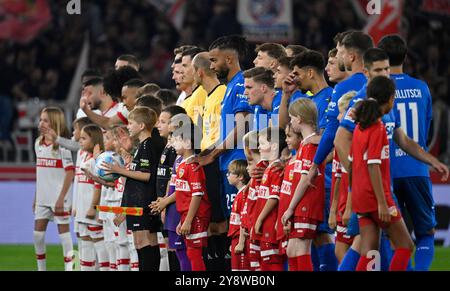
[314,72,367,165]
[289,89,309,105]
[220,71,253,171]
[312,87,332,130]
[252,89,282,131]
[390,74,433,178]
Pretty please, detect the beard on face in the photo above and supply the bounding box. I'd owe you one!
[338,59,346,72]
[90,97,102,110]
[215,65,229,80]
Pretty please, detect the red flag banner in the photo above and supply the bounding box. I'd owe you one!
[363,0,404,45]
[0,0,51,44]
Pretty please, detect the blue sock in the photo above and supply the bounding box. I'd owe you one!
[338,248,360,271]
[415,234,434,271]
[380,235,393,271]
[311,244,320,271]
[317,243,338,271]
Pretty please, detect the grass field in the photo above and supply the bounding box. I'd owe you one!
[0,244,449,271]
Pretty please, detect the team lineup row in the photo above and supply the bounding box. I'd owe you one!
[33,32,449,271]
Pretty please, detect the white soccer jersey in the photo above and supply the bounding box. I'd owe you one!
[35,139,74,207]
[116,102,129,124]
[102,102,119,118]
[76,108,101,119]
[75,151,101,225]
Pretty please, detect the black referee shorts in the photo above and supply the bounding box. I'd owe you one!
[204,159,226,223]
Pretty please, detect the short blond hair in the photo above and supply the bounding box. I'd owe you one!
[338,91,357,114]
[243,130,259,154]
[128,107,157,131]
[288,98,318,132]
[228,159,250,184]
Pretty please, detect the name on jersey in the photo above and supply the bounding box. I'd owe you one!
[332,159,341,173]
[258,185,269,199]
[175,179,190,192]
[247,187,257,201]
[36,158,63,168]
[395,89,422,99]
[385,122,395,140]
[230,212,241,225]
[395,148,408,158]
[157,167,171,178]
[280,181,292,195]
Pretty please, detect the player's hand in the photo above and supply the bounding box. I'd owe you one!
[342,208,351,226]
[189,155,214,171]
[304,165,318,189]
[234,242,245,254]
[119,149,133,165]
[149,197,167,214]
[328,212,337,230]
[431,160,449,182]
[254,219,262,235]
[378,202,391,223]
[283,220,292,235]
[251,166,265,180]
[179,221,191,236]
[113,214,125,226]
[273,160,286,177]
[282,73,298,96]
[80,96,90,112]
[54,197,65,216]
[281,208,294,226]
[176,222,181,235]
[82,167,94,179]
[102,161,123,175]
[86,207,97,220]
[161,209,166,225]
[41,126,57,144]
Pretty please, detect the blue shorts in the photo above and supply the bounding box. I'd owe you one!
[393,176,436,236]
[221,170,238,218]
[346,212,360,237]
[168,230,186,250]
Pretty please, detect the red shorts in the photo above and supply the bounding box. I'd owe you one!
[260,241,283,265]
[183,216,209,248]
[249,239,261,271]
[289,216,319,240]
[358,205,402,229]
[231,237,250,271]
[336,221,354,245]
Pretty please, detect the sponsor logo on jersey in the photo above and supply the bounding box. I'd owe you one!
[160,154,166,164]
[175,179,190,191]
[280,181,292,195]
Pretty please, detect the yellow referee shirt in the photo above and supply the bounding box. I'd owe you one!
[201,84,226,151]
[182,85,207,125]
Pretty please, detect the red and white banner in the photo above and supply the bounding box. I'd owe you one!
[351,0,404,45]
[0,0,51,44]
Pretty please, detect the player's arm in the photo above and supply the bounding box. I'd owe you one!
[342,167,352,226]
[334,126,353,172]
[394,128,449,181]
[55,167,75,215]
[235,226,247,254]
[255,198,278,235]
[368,164,390,223]
[103,161,150,182]
[87,186,102,219]
[278,77,297,129]
[179,196,202,236]
[329,176,340,229]
[80,97,123,129]
[198,111,250,166]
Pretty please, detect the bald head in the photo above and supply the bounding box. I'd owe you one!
[193,52,215,77]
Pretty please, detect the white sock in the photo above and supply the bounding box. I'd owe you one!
[158,233,169,271]
[94,240,110,271]
[106,242,117,271]
[77,237,83,261]
[129,246,139,271]
[117,244,130,271]
[33,231,46,271]
[80,240,96,271]
[59,232,74,271]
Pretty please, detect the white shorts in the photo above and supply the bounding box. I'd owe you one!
[34,205,70,225]
[78,222,104,239]
[115,219,129,245]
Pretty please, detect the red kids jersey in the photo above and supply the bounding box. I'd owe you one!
[276,154,301,240]
[350,121,393,214]
[241,160,269,230]
[175,156,211,220]
[331,151,349,220]
[255,160,283,244]
[228,186,248,239]
[293,142,325,222]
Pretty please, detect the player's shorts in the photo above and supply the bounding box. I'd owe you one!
[78,222,104,239]
[168,230,186,250]
[346,212,360,237]
[317,186,334,234]
[126,212,161,233]
[357,205,402,229]
[34,205,70,224]
[221,170,238,219]
[249,239,261,271]
[336,221,354,245]
[204,160,226,223]
[113,219,129,245]
[393,176,437,236]
[183,216,209,248]
[290,216,319,239]
[231,237,250,271]
[260,241,283,265]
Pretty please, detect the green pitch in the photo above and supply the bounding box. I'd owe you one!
[0,244,449,271]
